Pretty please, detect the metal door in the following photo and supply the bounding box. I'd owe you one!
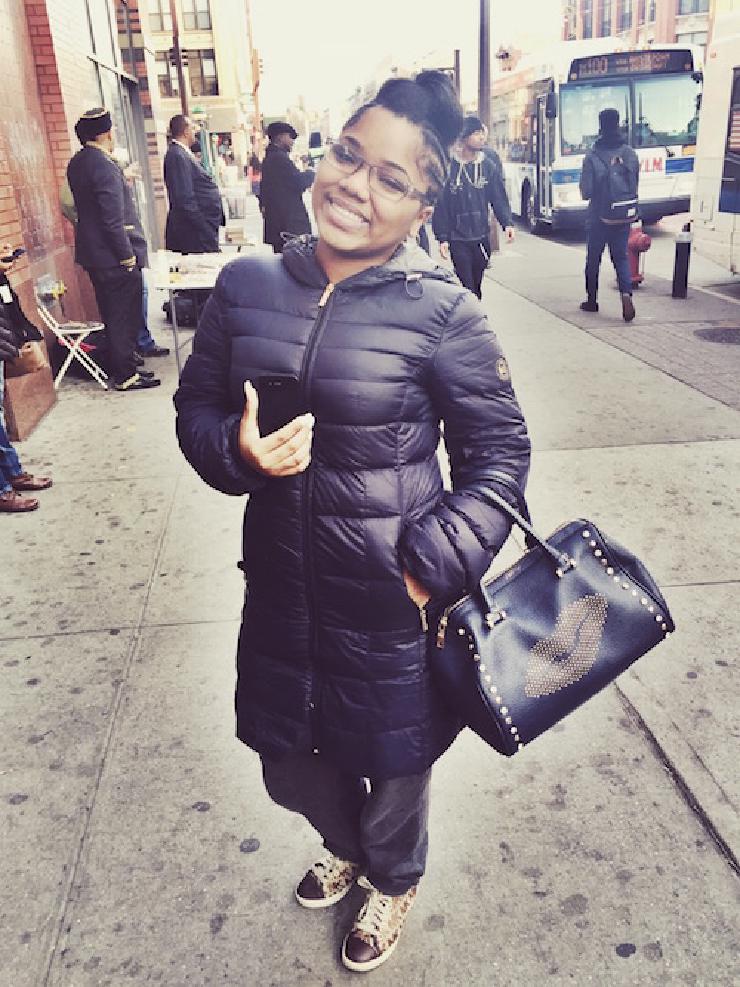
[536,95,553,220]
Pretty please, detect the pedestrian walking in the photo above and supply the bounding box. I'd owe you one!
[175,70,530,973]
[67,108,160,392]
[432,115,515,299]
[164,115,223,255]
[259,121,314,252]
[0,257,52,513]
[579,107,639,322]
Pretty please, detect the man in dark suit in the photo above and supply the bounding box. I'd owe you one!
[164,115,223,254]
[259,121,314,252]
[67,108,159,391]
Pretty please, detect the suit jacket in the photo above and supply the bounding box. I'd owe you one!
[164,141,222,254]
[258,143,313,250]
[67,145,148,270]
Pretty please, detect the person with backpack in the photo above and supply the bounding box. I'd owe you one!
[579,107,639,322]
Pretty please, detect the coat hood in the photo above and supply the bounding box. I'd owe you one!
[595,133,627,150]
[280,235,459,293]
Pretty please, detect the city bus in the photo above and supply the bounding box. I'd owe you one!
[690,13,740,273]
[490,39,703,233]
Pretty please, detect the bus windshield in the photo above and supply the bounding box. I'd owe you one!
[632,75,700,147]
[560,82,630,155]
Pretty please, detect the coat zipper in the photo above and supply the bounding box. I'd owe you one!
[301,282,336,752]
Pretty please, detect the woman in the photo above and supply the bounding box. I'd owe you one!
[175,71,530,973]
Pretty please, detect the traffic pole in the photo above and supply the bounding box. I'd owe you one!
[672,224,692,299]
[478,0,490,131]
[168,0,188,117]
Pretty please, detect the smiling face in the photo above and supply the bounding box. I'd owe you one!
[312,105,433,278]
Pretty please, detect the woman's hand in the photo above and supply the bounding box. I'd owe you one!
[238,380,314,477]
[439,241,450,261]
[402,569,431,608]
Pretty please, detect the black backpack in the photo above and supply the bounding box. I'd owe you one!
[595,146,638,225]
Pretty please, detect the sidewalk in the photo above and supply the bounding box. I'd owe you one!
[2,271,739,986]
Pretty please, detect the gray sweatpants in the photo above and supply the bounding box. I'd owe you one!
[261,752,431,895]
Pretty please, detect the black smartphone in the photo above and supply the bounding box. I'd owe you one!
[0,247,25,263]
[255,375,306,436]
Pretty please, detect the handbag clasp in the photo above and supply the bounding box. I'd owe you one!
[485,608,507,629]
[555,555,577,578]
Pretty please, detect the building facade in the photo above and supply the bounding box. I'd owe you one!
[143,0,255,172]
[562,0,713,47]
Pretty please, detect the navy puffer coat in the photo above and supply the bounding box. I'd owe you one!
[174,238,530,779]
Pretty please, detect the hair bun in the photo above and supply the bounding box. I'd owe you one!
[373,71,462,153]
[413,70,464,150]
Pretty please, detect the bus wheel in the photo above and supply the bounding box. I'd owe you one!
[523,184,542,234]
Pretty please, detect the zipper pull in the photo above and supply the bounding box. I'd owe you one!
[418,605,428,633]
[436,611,449,649]
[318,283,335,307]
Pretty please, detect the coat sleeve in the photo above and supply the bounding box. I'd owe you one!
[398,291,531,603]
[276,154,313,195]
[431,185,452,244]
[486,163,513,229]
[579,152,595,201]
[92,161,134,263]
[165,150,212,239]
[174,266,269,496]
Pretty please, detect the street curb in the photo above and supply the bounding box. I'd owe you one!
[617,672,740,876]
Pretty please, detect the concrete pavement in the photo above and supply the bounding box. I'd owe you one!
[2,233,739,985]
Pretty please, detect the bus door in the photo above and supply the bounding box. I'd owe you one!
[535,93,555,221]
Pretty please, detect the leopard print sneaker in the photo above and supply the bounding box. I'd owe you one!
[295,851,360,909]
[341,876,417,972]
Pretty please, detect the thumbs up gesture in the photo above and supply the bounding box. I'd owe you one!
[237,380,314,477]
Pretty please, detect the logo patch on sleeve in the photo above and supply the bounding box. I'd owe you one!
[496,357,510,381]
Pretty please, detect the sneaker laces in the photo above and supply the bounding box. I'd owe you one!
[312,850,354,883]
[353,878,393,940]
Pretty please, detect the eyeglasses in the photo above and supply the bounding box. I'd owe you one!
[322,139,431,204]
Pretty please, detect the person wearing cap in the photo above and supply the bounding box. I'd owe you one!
[259,121,314,253]
[432,115,514,300]
[164,115,223,255]
[67,108,159,392]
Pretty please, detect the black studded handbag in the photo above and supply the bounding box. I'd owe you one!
[431,475,675,756]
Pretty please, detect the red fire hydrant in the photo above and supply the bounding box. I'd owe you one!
[627,224,652,288]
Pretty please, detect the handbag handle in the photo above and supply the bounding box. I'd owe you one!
[470,472,575,574]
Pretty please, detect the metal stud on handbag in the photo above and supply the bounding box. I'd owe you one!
[431,478,675,756]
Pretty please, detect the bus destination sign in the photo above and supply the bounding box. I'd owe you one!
[569,50,693,81]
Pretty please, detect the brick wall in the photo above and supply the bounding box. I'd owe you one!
[0,0,89,327]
